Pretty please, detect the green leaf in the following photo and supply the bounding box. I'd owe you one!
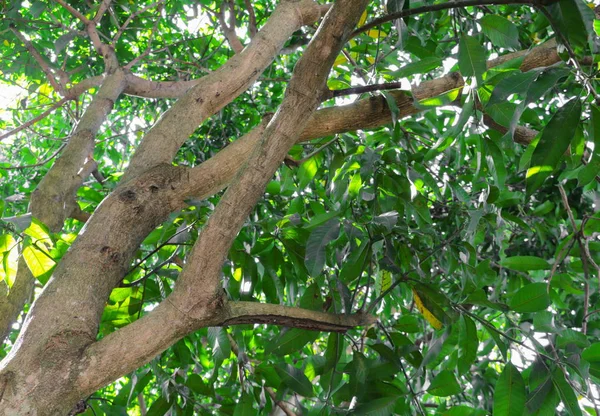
[481,15,520,50]
[458,35,487,83]
[275,364,314,397]
[348,172,362,197]
[487,70,540,108]
[546,0,594,49]
[458,315,478,375]
[390,56,443,78]
[509,283,551,313]
[526,377,554,414]
[349,351,368,396]
[353,396,397,415]
[557,328,590,348]
[233,392,255,416]
[493,363,525,416]
[207,327,231,363]
[500,256,550,272]
[146,397,172,416]
[339,240,370,283]
[324,332,343,371]
[428,370,461,396]
[393,315,421,333]
[551,368,582,416]
[304,218,340,276]
[29,0,46,18]
[186,374,212,396]
[582,342,600,378]
[526,98,582,195]
[268,328,319,357]
[485,325,508,361]
[484,138,507,189]
[375,270,392,298]
[297,155,320,189]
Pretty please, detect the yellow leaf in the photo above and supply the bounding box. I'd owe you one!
[358,10,367,27]
[366,29,388,39]
[367,57,375,64]
[333,55,347,68]
[413,288,443,330]
[23,245,55,281]
[38,83,53,97]
[0,234,18,287]
[3,40,10,47]
[233,267,242,282]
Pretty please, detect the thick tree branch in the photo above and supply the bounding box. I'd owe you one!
[30,71,126,231]
[92,0,112,24]
[76,0,369,398]
[222,301,376,332]
[217,0,244,53]
[122,0,329,181]
[174,40,559,203]
[0,72,126,346]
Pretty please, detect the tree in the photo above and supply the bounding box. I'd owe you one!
[0,0,599,414]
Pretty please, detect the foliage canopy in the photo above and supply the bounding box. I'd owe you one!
[1,0,600,415]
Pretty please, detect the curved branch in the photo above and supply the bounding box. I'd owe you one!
[217,0,244,53]
[122,0,329,180]
[54,0,90,23]
[353,0,558,38]
[76,0,369,398]
[175,39,559,203]
[9,26,65,95]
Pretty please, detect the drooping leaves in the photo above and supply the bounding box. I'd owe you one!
[526,99,582,195]
[493,363,525,416]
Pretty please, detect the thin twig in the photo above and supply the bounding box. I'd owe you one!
[112,1,163,44]
[284,136,339,167]
[0,98,69,141]
[243,0,257,37]
[558,184,590,334]
[536,6,600,105]
[353,0,558,38]
[328,81,405,99]
[9,26,65,95]
[54,0,90,23]
[2,142,67,170]
[546,237,576,291]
